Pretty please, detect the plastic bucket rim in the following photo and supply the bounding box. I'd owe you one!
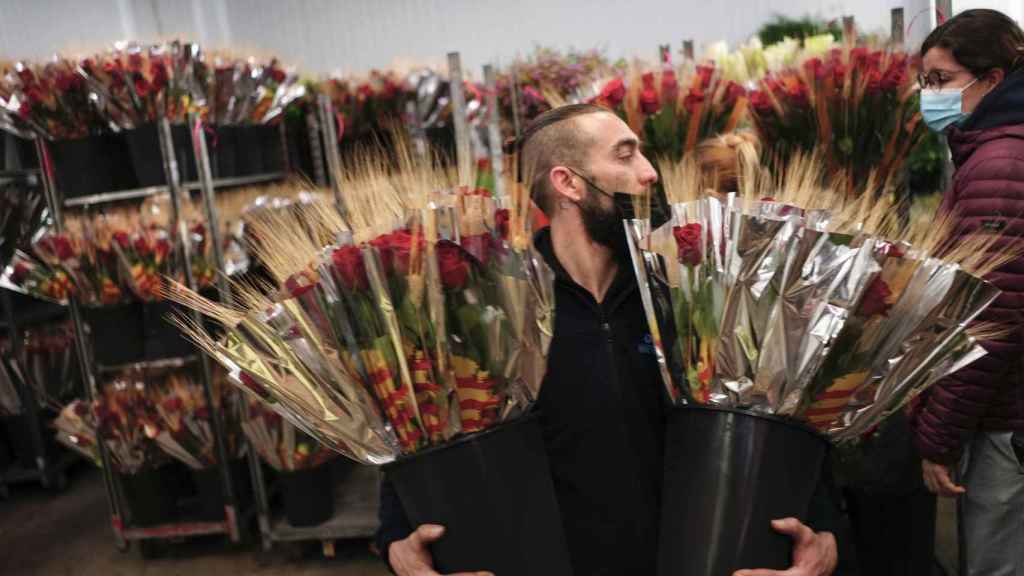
[382,411,540,472]
[669,403,828,445]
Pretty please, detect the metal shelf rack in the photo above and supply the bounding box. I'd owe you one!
[32,117,288,551]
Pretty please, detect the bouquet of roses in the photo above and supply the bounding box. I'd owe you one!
[53,399,102,466]
[496,47,614,126]
[145,366,245,470]
[2,250,75,303]
[94,368,169,474]
[318,71,413,143]
[749,47,926,197]
[0,59,106,140]
[242,397,338,471]
[164,142,553,464]
[595,60,749,161]
[626,155,1007,440]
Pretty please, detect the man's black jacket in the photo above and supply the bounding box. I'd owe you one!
[377,228,841,575]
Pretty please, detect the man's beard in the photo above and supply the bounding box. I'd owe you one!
[578,185,630,258]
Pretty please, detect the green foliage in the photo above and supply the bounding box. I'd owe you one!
[757,14,842,46]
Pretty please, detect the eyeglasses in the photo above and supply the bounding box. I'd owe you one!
[917,68,973,89]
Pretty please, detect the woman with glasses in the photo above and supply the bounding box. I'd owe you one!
[910,8,1024,576]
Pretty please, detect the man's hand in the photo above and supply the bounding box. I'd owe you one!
[388,524,494,576]
[733,518,837,576]
[922,458,966,497]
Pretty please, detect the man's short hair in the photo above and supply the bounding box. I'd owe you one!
[515,103,611,215]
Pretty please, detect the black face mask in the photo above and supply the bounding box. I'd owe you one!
[567,168,636,258]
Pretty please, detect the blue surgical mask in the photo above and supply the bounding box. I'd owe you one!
[920,77,978,133]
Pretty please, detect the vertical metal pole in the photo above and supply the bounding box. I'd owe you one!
[891,8,906,47]
[509,62,523,140]
[843,16,857,45]
[162,118,239,541]
[188,112,272,546]
[305,108,327,187]
[447,52,472,187]
[35,137,125,548]
[318,94,344,208]
[482,64,505,199]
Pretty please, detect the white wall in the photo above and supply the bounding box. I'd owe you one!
[1,0,1015,77]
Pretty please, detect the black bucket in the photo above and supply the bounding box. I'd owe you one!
[124,123,197,187]
[210,125,236,180]
[234,126,265,177]
[658,405,827,576]
[49,135,116,199]
[280,463,334,527]
[142,300,195,361]
[192,458,253,521]
[84,303,144,367]
[121,467,177,527]
[383,413,573,575]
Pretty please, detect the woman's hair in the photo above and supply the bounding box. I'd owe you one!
[921,9,1024,77]
[694,131,761,193]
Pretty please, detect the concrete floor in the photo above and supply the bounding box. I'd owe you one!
[1,463,962,576]
[0,464,389,576]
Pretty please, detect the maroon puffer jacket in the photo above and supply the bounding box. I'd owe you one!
[911,70,1024,465]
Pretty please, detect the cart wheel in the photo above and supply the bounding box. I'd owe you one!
[138,540,161,559]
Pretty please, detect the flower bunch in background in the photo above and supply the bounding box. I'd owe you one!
[145,366,245,470]
[497,47,614,126]
[165,136,554,465]
[749,46,925,197]
[242,398,337,472]
[1,40,302,141]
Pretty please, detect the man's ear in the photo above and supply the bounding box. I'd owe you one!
[549,166,585,203]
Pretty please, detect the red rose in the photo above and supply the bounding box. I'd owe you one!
[785,82,810,107]
[195,406,211,420]
[134,75,150,98]
[750,90,772,113]
[162,397,183,412]
[673,223,703,267]
[113,231,131,249]
[857,276,893,318]
[389,230,425,276]
[18,100,32,119]
[356,83,374,101]
[154,238,171,261]
[599,78,626,108]
[330,245,369,291]
[51,236,75,260]
[724,81,745,106]
[437,241,470,290]
[831,62,848,87]
[55,72,76,92]
[804,58,826,80]
[639,87,660,115]
[461,234,491,265]
[151,62,169,90]
[495,209,510,240]
[866,70,882,95]
[270,67,287,84]
[370,233,395,275]
[696,65,715,89]
[128,53,144,71]
[11,261,31,284]
[683,87,705,114]
[72,401,89,418]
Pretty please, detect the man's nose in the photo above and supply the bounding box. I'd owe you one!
[638,156,659,185]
